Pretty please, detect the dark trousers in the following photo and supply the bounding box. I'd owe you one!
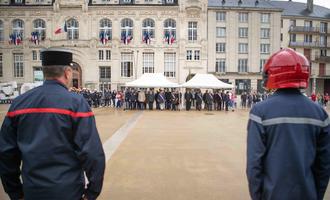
[104,99,111,106]
[196,102,202,111]
[148,102,154,110]
[225,101,229,111]
[207,103,213,111]
[186,101,191,111]
[156,102,160,110]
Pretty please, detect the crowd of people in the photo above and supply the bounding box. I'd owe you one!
[69,87,274,112]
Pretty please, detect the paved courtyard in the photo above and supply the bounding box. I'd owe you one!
[0,105,329,200]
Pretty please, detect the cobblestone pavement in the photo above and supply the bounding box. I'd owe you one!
[0,105,329,200]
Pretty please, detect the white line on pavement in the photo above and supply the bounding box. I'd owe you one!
[102,111,143,162]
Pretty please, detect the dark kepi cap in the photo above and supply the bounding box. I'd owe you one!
[41,48,73,66]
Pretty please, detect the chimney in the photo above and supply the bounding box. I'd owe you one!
[255,0,259,6]
[222,0,225,5]
[238,0,242,5]
[307,0,313,12]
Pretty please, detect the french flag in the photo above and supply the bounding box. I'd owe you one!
[30,32,40,45]
[142,32,151,45]
[122,32,132,45]
[55,22,67,34]
[100,31,109,45]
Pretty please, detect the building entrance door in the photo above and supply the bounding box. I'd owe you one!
[71,62,82,88]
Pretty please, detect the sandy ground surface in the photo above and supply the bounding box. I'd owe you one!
[0,105,329,200]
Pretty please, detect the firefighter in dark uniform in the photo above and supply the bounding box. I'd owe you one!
[247,48,330,200]
[0,48,105,200]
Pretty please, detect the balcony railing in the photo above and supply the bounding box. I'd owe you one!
[315,54,330,63]
[289,41,329,48]
[289,26,320,33]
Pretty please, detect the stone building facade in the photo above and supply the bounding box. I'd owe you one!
[0,0,330,94]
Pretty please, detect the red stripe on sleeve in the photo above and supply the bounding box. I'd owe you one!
[6,108,94,118]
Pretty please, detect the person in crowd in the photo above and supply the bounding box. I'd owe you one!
[158,89,166,110]
[147,89,155,110]
[185,89,193,111]
[241,92,247,109]
[125,88,131,110]
[138,89,146,110]
[104,89,111,107]
[195,90,203,111]
[324,93,329,107]
[205,90,213,111]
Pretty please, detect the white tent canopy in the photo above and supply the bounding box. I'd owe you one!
[125,73,179,88]
[181,73,234,89]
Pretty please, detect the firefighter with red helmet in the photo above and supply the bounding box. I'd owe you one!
[247,48,330,200]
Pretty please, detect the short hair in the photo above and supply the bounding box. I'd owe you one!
[42,65,70,79]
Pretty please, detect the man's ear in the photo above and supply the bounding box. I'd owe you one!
[64,66,73,79]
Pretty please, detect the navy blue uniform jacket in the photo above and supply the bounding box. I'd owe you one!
[247,89,330,200]
[0,80,105,200]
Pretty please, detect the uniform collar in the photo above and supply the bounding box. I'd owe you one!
[44,80,68,89]
[274,88,302,95]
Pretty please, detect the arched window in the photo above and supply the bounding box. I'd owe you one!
[33,19,46,40]
[142,18,155,39]
[99,18,112,40]
[164,19,176,44]
[0,20,3,41]
[12,19,24,38]
[67,18,79,40]
[121,18,133,44]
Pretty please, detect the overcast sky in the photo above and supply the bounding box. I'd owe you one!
[275,0,330,8]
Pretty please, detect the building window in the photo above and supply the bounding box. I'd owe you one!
[142,18,155,39]
[260,44,270,54]
[121,18,133,43]
[216,12,226,22]
[164,19,176,43]
[12,19,24,38]
[260,59,267,72]
[304,21,312,27]
[14,53,24,78]
[320,22,327,33]
[67,18,79,40]
[121,53,133,77]
[142,53,154,74]
[164,53,176,77]
[99,18,112,41]
[239,28,248,38]
[216,59,226,73]
[216,27,226,37]
[238,12,248,23]
[290,33,296,42]
[216,43,226,53]
[238,59,248,73]
[0,20,3,41]
[304,34,312,43]
[290,19,296,27]
[194,50,200,60]
[106,50,111,60]
[32,50,37,61]
[186,50,193,60]
[99,50,104,60]
[33,19,46,40]
[33,67,43,82]
[99,66,111,80]
[0,53,2,77]
[261,13,270,23]
[260,28,270,39]
[280,33,283,42]
[188,22,197,41]
[239,43,248,54]
[281,19,283,28]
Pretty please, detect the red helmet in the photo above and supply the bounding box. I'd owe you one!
[263,48,310,89]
